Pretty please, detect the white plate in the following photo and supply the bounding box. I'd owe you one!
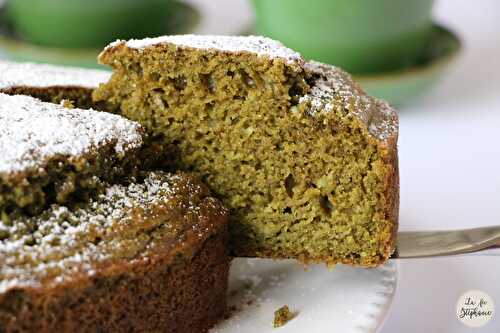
[212,258,398,333]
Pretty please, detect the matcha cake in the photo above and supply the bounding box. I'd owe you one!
[0,60,109,108]
[0,171,229,332]
[94,35,399,267]
[0,93,143,216]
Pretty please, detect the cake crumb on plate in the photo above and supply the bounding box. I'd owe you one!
[273,305,296,328]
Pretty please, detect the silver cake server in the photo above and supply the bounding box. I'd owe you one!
[393,226,500,258]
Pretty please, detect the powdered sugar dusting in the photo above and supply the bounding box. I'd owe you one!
[0,93,143,174]
[0,60,110,90]
[110,35,304,66]
[299,61,398,141]
[0,172,190,293]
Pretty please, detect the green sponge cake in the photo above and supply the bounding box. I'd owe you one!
[94,35,399,267]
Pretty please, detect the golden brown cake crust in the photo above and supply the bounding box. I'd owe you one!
[380,135,399,263]
[0,233,229,333]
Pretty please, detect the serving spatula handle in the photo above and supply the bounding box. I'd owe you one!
[392,226,500,259]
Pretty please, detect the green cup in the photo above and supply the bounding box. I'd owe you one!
[252,0,435,74]
[6,0,174,49]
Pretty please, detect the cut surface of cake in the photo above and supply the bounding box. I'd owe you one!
[94,35,399,266]
[0,171,229,332]
[0,60,110,108]
[0,93,143,216]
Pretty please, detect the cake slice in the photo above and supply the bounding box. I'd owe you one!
[94,35,399,267]
[0,60,110,108]
[0,93,143,216]
[0,171,229,332]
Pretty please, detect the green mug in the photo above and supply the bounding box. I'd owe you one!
[252,0,435,74]
[6,0,174,49]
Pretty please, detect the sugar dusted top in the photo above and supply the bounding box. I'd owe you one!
[0,93,143,175]
[0,172,218,293]
[108,34,304,66]
[299,61,399,142]
[0,60,110,90]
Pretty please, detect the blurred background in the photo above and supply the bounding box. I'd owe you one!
[0,0,498,332]
[0,0,460,105]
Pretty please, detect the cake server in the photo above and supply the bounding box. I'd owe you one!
[393,226,500,258]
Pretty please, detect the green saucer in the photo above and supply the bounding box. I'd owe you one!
[355,24,461,106]
[0,1,200,68]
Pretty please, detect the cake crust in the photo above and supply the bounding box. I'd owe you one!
[108,34,304,69]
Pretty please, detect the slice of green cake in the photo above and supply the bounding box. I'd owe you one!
[0,93,143,216]
[95,35,399,267]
